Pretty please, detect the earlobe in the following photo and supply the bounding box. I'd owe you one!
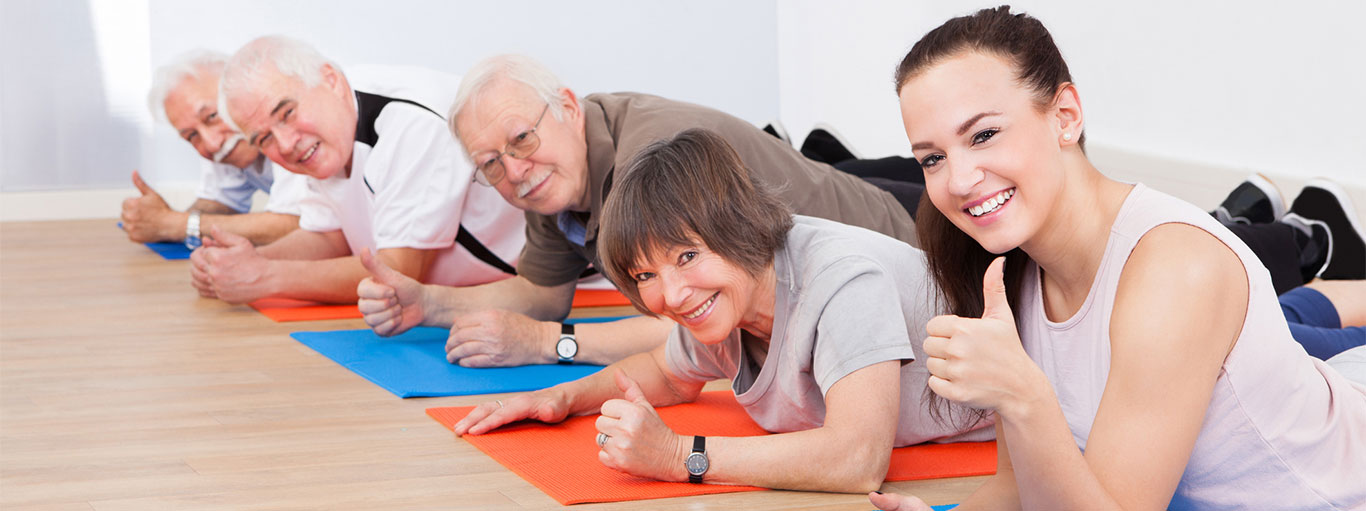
[1054,83,1084,143]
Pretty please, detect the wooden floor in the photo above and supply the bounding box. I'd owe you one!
[0,219,984,510]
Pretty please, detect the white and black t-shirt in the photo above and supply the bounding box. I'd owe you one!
[296,65,526,287]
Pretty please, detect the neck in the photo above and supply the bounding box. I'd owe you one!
[738,262,778,342]
[1019,150,1133,310]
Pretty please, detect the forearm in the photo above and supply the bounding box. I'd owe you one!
[562,349,698,417]
[259,256,368,303]
[999,388,1122,510]
[201,213,299,246]
[421,276,575,328]
[702,425,892,492]
[952,473,1021,511]
[187,199,238,215]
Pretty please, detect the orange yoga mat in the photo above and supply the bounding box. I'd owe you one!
[249,290,633,322]
[427,391,996,505]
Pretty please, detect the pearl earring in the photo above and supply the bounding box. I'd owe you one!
[1063,133,1072,141]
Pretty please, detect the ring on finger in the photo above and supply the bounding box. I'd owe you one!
[596,432,610,448]
[495,400,504,409]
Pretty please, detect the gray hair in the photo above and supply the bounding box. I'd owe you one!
[146,49,228,124]
[448,54,567,141]
[219,35,341,131]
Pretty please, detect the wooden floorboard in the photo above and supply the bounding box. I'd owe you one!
[0,219,980,510]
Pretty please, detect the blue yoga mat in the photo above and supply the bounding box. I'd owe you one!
[291,316,632,398]
[117,223,193,260]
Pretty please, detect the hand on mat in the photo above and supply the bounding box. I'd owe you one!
[446,309,556,367]
[452,388,571,436]
[358,248,427,337]
[121,170,175,243]
[924,257,1042,414]
[868,491,934,511]
[197,226,273,304]
[595,370,687,482]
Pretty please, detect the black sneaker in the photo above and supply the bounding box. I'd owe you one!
[1212,173,1285,225]
[1285,178,1365,280]
[761,120,791,146]
[800,123,861,164]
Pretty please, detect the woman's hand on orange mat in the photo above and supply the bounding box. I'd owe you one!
[868,491,935,511]
[452,388,571,436]
[595,370,688,482]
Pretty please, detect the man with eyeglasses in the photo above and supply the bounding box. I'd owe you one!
[194,36,528,304]
[354,54,924,369]
[124,49,306,248]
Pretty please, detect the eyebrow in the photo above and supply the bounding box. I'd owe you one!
[248,99,294,146]
[910,111,1003,151]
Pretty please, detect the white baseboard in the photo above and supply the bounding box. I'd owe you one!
[0,184,265,222]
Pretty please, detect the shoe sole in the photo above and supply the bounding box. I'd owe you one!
[1305,178,1366,244]
[1248,173,1286,220]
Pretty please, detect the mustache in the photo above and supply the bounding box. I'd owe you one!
[212,134,245,163]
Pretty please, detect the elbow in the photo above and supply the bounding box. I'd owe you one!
[826,443,891,493]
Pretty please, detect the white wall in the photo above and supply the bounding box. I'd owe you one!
[1,0,779,215]
[776,0,1366,190]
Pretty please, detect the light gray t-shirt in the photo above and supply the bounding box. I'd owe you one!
[665,216,994,446]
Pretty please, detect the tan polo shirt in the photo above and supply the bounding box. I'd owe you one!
[517,92,918,287]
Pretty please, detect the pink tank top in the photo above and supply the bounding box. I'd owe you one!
[1016,183,1366,510]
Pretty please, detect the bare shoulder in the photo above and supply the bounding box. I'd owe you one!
[1112,222,1249,361]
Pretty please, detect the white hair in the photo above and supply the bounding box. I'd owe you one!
[218,35,341,131]
[448,54,567,140]
[146,49,228,124]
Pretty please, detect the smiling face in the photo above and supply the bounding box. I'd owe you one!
[899,51,1076,254]
[162,70,259,169]
[226,63,356,179]
[454,80,590,215]
[629,240,767,345]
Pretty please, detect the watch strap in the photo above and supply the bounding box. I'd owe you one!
[184,211,202,250]
[688,435,706,483]
[556,322,576,365]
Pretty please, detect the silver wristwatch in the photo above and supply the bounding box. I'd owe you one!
[556,323,578,364]
[184,211,202,250]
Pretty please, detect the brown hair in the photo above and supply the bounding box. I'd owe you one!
[598,128,793,316]
[894,6,1073,427]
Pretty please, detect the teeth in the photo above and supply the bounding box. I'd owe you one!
[683,294,716,320]
[300,144,317,163]
[968,188,1015,217]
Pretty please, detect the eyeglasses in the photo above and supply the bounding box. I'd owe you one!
[473,104,549,186]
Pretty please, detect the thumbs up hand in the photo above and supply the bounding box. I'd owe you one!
[121,170,177,242]
[199,226,273,304]
[596,370,687,482]
[923,257,1044,416]
[356,248,428,337]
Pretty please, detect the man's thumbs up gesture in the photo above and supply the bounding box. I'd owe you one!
[923,257,1043,415]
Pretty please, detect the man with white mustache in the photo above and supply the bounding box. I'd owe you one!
[195,36,530,305]
[123,49,306,247]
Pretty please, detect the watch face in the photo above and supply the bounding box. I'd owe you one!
[685,452,708,475]
[556,336,577,358]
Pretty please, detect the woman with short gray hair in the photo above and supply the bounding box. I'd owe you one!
[453,128,989,493]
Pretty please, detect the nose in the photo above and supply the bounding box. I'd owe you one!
[946,158,985,198]
[200,128,225,155]
[271,125,300,155]
[659,268,692,312]
[501,154,534,182]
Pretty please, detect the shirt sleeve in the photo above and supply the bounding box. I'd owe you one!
[296,178,341,233]
[514,212,592,287]
[663,324,735,385]
[261,161,306,216]
[195,160,255,213]
[366,104,468,250]
[810,258,919,395]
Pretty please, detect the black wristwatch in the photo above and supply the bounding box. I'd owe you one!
[555,322,577,365]
[685,435,708,483]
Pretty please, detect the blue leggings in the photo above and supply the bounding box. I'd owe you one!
[1280,287,1366,360]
